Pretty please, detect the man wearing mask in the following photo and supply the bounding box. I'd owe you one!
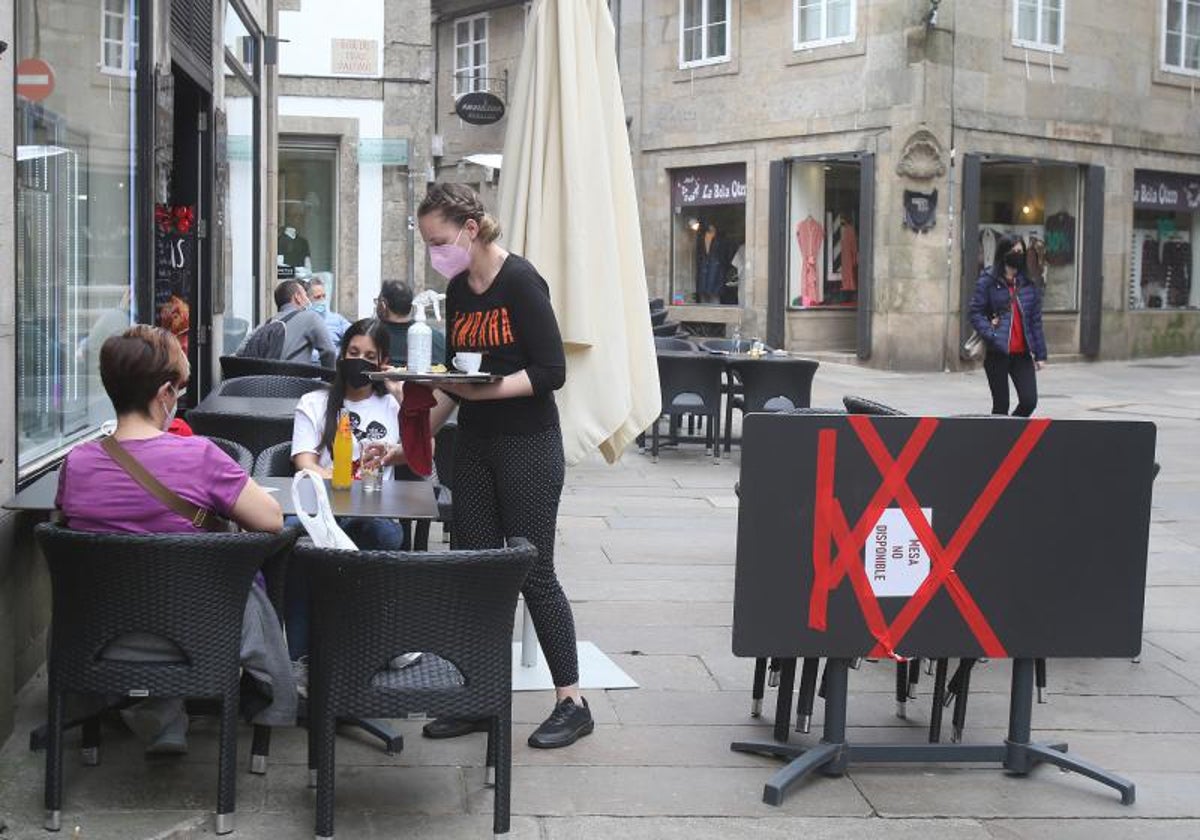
[375,280,447,366]
[273,280,337,368]
[307,274,351,360]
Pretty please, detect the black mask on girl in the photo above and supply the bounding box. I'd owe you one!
[1003,251,1026,271]
[338,357,378,389]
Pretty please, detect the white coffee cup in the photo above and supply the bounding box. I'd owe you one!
[452,352,483,374]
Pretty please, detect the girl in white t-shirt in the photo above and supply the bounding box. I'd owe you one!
[287,318,409,659]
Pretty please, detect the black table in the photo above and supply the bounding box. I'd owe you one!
[263,477,438,520]
[4,473,439,521]
[730,413,1155,807]
[186,395,300,457]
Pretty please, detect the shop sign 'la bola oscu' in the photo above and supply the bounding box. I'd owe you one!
[455,91,506,126]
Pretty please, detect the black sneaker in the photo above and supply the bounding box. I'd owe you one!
[421,717,489,739]
[527,697,594,749]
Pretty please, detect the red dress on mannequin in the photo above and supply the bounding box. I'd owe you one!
[796,216,824,306]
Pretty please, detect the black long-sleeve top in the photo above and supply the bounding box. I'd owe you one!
[444,254,566,436]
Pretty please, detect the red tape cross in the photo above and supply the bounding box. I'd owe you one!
[807,416,1051,659]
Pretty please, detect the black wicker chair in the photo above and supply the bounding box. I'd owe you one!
[650,308,668,326]
[654,336,694,352]
[652,321,684,337]
[842,395,905,416]
[216,375,329,399]
[723,357,820,452]
[253,441,297,479]
[35,524,298,835]
[219,355,336,383]
[298,539,537,838]
[188,409,294,459]
[205,437,254,474]
[651,351,726,462]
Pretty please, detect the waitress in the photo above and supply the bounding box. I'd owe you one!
[418,182,592,750]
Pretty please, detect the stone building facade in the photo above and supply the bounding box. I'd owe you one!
[623,0,1200,368]
[276,0,435,318]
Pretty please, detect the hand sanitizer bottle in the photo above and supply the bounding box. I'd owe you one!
[408,298,433,374]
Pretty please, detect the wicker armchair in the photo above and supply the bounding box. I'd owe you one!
[253,441,296,480]
[35,524,298,835]
[652,351,727,462]
[205,437,254,474]
[296,539,537,838]
[216,375,328,399]
[219,355,335,383]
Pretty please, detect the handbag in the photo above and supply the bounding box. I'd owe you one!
[100,436,230,532]
[961,330,985,361]
[289,469,358,550]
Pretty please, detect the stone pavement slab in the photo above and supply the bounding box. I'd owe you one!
[1,357,1198,837]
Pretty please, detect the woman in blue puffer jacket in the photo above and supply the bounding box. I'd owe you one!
[968,234,1047,417]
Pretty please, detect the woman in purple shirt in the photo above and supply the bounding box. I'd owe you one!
[56,326,290,754]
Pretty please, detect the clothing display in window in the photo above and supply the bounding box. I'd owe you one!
[839,217,859,292]
[1044,211,1075,266]
[277,227,312,269]
[1162,239,1192,308]
[695,226,729,303]
[796,215,824,307]
[1025,235,1046,288]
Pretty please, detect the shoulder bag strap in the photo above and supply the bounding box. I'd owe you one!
[100,436,228,532]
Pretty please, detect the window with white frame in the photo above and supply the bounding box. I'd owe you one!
[100,0,138,74]
[454,14,488,96]
[680,0,730,67]
[794,0,855,50]
[1164,0,1200,74]
[1013,0,1065,52]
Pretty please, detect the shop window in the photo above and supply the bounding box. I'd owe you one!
[278,142,338,282]
[1129,171,1200,311]
[1163,0,1200,75]
[794,0,854,50]
[16,0,140,473]
[680,0,730,67]
[219,0,262,360]
[454,14,489,96]
[670,164,747,306]
[977,162,1081,311]
[787,162,860,310]
[100,0,138,74]
[1013,0,1064,52]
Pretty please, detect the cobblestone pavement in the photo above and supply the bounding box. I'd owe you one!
[1,357,1198,839]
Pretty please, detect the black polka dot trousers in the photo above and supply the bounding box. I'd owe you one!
[451,425,579,687]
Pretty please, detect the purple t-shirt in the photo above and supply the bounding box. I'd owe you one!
[56,435,250,533]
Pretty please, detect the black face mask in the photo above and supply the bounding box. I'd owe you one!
[1003,251,1026,271]
[338,357,378,389]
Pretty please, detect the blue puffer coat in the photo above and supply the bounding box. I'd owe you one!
[968,268,1047,360]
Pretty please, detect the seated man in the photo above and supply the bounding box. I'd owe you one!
[376,280,446,366]
[242,280,337,367]
[307,274,352,363]
[56,325,295,754]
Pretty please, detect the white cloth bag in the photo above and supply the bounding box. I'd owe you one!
[290,469,358,550]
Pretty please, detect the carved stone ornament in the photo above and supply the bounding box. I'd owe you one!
[895,130,946,181]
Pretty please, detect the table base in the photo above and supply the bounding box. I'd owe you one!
[731,658,1135,807]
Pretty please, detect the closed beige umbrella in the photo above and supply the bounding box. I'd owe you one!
[498,0,660,465]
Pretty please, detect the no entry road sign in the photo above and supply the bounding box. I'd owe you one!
[16,58,55,102]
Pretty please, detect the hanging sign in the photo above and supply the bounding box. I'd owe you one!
[455,91,506,126]
[1133,170,1200,213]
[16,58,55,102]
[672,164,748,208]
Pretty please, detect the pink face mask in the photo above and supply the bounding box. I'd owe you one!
[428,228,472,280]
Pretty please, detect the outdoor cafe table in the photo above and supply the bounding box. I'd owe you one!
[3,473,439,521]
